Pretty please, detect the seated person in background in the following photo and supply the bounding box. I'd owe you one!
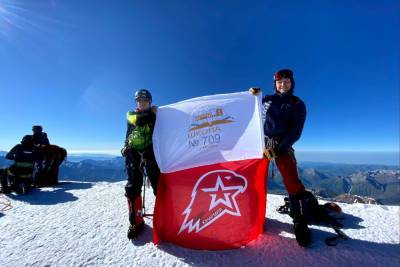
[32,125,50,146]
[30,125,66,187]
[2,135,38,194]
[34,144,67,187]
[31,125,49,177]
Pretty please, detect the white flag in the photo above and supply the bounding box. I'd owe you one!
[152,91,265,173]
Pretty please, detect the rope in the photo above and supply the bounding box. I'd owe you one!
[0,193,13,212]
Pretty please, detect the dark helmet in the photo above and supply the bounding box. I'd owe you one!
[274,69,293,81]
[273,68,295,93]
[135,89,152,102]
[32,125,43,132]
[21,135,34,145]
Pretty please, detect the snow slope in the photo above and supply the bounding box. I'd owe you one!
[0,180,399,267]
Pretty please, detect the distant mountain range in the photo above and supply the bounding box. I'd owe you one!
[65,154,119,162]
[1,155,399,205]
[60,157,125,182]
[267,163,400,205]
[0,156,11,167]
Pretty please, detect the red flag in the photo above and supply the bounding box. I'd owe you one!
[153,158,268,250]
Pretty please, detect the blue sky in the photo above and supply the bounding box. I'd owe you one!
[0,0,398,154]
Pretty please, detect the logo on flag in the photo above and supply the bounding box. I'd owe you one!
[189,105,234,131]
[187,105,234,150]
[178,170,248,234]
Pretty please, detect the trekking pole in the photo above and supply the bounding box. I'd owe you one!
[142,171,153,217]
[139,152,153,218]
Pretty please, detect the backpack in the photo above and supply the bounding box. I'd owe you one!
[277,191,349,246]
[127,124,153,151]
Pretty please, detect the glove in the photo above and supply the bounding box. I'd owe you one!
[264,145,288,160]
[263,148,277,160]
[151,105,158,114]
[249,87,261,95]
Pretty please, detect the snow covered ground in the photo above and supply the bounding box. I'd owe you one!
[0,180,399,267]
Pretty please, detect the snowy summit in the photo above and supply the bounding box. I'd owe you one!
[0,179,399,266]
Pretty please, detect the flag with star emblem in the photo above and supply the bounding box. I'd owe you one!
[152,91,268,250]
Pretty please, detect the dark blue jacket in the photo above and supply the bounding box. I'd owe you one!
[262,92,306,153]
[6,144,37,164]
[33,132,50,146]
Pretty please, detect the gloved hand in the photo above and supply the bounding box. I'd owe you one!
[263,148,277,160]
[151,105,158,114]
[249,87,261,95]
[264,145,287,160]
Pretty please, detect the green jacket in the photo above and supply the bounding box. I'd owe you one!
[125,109,156,151]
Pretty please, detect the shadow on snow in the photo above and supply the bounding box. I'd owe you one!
[155,215,399,267]
[5,181,93,205]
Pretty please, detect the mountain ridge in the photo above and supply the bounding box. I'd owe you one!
[1,156,399,205]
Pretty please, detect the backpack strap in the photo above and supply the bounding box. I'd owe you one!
[325,225,349,246]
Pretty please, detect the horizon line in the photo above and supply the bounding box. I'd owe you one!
[1,149,398,155]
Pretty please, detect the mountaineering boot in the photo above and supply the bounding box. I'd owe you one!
[293,214,311,247]
[289,193,312,247]
[280,191,347,247]
[127,196,145,240]
[127,221,145,240]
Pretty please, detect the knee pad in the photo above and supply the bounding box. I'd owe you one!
[125,183,140,200]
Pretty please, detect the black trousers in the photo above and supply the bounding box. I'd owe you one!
[1,166,33,194]
[124,149,160,201]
